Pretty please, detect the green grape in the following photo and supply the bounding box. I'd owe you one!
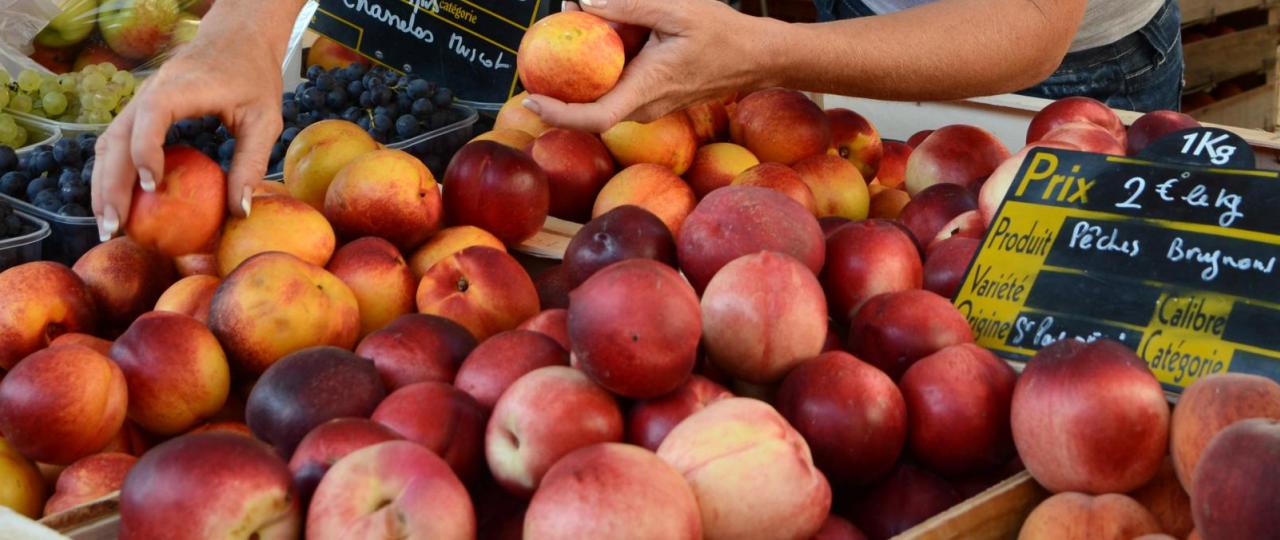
[16,70,41,92]
[0,71,10,87]
[0,89,9,110]
[10,126,26,148]
[87,91,118,112]
[41,92,67,116]
[99,63,118,76]
[110,71,136,95]
[57,74,77,92]
[81,72,108,92]
[38,79,60,97]
[82,110,111,124]
[9,94,32,113]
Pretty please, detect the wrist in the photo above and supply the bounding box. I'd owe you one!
[740,16,802,92]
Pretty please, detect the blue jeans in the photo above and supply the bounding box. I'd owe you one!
[813,0,1185,112]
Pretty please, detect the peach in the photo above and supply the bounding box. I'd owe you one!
[99,421,150,457]
[868,188,910,219]
[495,91,551,137]
[593,163,697,237]
[372,382,486,481]
[731,88,831,165]
[470,129,536,150]
[794,154,871,220]
[731,162,818,214]
[288,418,401,505]
[821,219,923,322]
[443,141,550,246]
[528,128,616,222]
[1190,418,1280,540]
[899,183,979,249]
[283,119,381,210]
[324,149,443,251]
[110,311,230,436]
[677,185,825,293]
[979,141,1080,226]
[904,125,1010,196]
[876,140,911,188]
[1040,121,1126,155]
[848,289,976,380]
[454,330,569,411]
[776,351,907,488]
[355,313,478,390]
[524,443,702,540]
[123,145,226,258]
[1019,492,1161,540]
[701,251,827,384]
[564,205,677,286]
[684,142,759,199]
[0,436,45,519]
[119,433,301,540]
[0,345,127,465]
[1012,339,1170,494]
[923,236,980,298]
[569,259,701,398]
[517,11,624,103]
[627,375,732,451]
[0,261,97,370]
[407,225,506,279]
[72,237,175,332]
[305,35,372,71]
[486,366,624,497]
[216,194,337,276]
[326,237,417,339]
[601,112,699,175]
[174,252,218,277]
[657,398,831,540]
[518,308,570,351]
[685,94,733,144]
[1130,457,1194,539]
[254,180,291,197]
[1026,95,1127,147]
[307,441,474,540]
[245,347,387,458]
[1127,110,1200,155]
[534,264,573,310]
[814,515,868,540]
[907,130,934,148]
[48,332,113,356]
[208,252,360,374]
[154,274,220,323]
[901,343,1017,476]
[1170,373,1280,488]
[827,107,882,179]
[846,462,962,538]
[416,246,540,342]
[44,452,137,516]
[188,421,254,438]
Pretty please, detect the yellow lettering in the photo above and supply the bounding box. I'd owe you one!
[1014,153,1059,198]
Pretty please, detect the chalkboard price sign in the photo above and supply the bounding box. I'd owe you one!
[955,140,1280,394]
[309,0,551,104]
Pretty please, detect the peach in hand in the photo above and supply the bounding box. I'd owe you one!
[123,145,226,258]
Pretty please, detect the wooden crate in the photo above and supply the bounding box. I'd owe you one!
[1180,0,1274,25]
[898,472,1049,540]
[1183,23,1279,89]
[1189,80,1278,129]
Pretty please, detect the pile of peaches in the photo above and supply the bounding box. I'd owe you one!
[0,9,1276,540]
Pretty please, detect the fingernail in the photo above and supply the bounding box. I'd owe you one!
[242,186,253,217]
[138,169,156,192]
[522,98,542,114]
[581,0,604,6]
[99,206,119,243]
[561,1,570,11]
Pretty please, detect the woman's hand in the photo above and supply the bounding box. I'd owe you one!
[91,8,295,242]
[525,0,779,133]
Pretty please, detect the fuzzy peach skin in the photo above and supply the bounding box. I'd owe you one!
[208,252,360,374]
[326,237,418,339]
[794,154,871,221]
[0,436,45,519]
[594,164,698,238]
[407,225,507,279]
[684,142,760,199]
[110,311,231,436]
[283,119,381,210]
[1018,492,1160,540]
[323,149,443,252]
[73,236,176,330]
[495,91,551,137]
[307,441,475,540]
[523,443,702,540]
[602,112,700,175]
[0,261,97,370]
[44,452,138,516]
[517,11,624,104]
[216,194,337,277]
[731,88,831,166]
[656,398,831,540]
[0,344,127,465]
[123,145,227,258]
[731,162,818,214]
[416,246,540,342]
[470,129,536,150]
[154,274,220,323]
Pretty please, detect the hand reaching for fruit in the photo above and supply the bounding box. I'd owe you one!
[91,0,307,243]
[523,0,772,134]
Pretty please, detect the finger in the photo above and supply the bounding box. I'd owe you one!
[225,109,282,217]
[579,0,677,30]
[523,53,665,133]
[92,109,140,242]
[130,84,225,192]
[561,2,581,12]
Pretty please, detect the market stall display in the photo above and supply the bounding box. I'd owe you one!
[1,4,1279,540]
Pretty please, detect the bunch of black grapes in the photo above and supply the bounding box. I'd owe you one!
[0,135,97,218]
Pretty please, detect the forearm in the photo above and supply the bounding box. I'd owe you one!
[191,0,310,65]
[755,0,1085,100]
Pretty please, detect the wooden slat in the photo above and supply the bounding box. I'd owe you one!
[1190,81,1277,130]
[1180,0,1272,26]
[1183,24,1279,88]
[897,471,1050,540]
